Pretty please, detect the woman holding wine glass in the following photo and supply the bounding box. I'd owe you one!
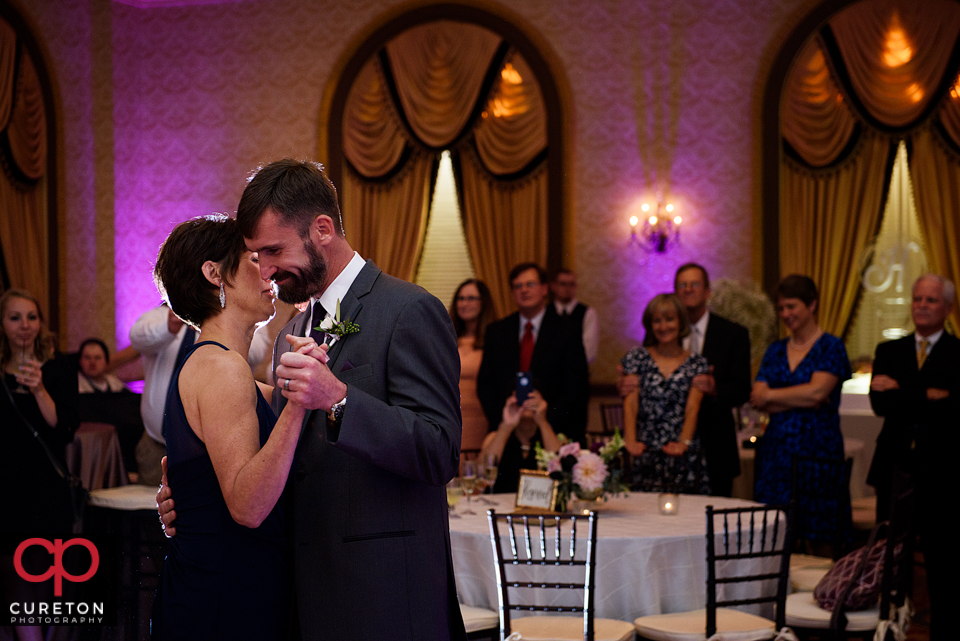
[1,288,80,641]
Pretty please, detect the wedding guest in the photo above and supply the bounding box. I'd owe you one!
[1,289,80,641]
[480,390,559,493]
[478,263,589,445]
[621,294,710,494]
[868,274,959,640]
[750,275,851,543]
[77,337,129,393]
[551,269,600,364]
[449,279,496,457]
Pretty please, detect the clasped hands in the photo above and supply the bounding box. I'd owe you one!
[157,334,341,538]
[275,335,347,412]
[625,440,688,458]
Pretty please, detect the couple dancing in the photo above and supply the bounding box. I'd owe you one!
[151,160,466,640]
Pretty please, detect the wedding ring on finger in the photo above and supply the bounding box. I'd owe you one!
[284,378,291,391]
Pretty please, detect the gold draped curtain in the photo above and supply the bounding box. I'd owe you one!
[0,19,48,309]
[780,0,960,333]
[340,20,548,312]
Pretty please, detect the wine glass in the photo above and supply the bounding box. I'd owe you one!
[13,343,29,393]
[460,460,478,515]
[483,454,498,497]
[446,478,463,518]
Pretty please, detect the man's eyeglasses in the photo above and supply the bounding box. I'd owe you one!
[676,282,704,291]
[512,281,541,291]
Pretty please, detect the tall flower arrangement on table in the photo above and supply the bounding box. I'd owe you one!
[536,431,629,512]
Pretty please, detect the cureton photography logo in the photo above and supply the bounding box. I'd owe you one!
[2,534,117,627]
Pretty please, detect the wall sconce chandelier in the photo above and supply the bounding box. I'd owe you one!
[630,199,682,253]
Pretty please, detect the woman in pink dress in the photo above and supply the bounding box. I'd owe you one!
[449,279,497,459]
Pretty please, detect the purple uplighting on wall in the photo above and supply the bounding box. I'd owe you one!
[113,198,222,348]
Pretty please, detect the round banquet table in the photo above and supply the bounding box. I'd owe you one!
[450,492,784,623]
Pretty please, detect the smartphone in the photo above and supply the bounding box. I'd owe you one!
[515,372,534,405]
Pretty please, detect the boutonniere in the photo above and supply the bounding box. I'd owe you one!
[314,298,360,340]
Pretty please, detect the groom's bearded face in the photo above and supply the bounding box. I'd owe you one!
[272,238,327,305]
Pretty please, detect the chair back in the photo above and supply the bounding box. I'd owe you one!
[790,454,853,559]
[487,509,599,641]
[879,475,915,619]
[705,504,793,638]
[600,403,623,434]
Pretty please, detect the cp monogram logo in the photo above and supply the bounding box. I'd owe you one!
[14,538,100,596]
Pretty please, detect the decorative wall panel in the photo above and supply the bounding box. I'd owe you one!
[16,0,809,379]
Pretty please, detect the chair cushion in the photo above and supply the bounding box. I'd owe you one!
[789,553,834,591]
[512,615,636,641]
[784,592,879,631]
[789,553,834,571]
[790,566,831,592]
[460,604,499,633]
[633,608,775,641]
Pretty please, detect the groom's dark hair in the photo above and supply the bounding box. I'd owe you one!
[237,159,343,239]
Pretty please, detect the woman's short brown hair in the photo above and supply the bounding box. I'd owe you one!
[154,215,247,329]
[776,274,819,307]
[641,293,691,347]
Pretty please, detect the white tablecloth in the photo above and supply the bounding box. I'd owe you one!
[450,492,784,623]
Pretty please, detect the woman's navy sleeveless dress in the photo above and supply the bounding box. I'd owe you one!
[151,341,289,640]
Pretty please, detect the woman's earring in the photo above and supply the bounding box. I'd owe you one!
[219,282,226,309]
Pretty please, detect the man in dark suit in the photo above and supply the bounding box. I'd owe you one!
[618,263,751,496]
[477,263,589,445]
[160,160,465,640]
[674,264,751,497]
[868,274,959,641]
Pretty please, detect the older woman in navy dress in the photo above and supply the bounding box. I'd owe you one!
[150,217,324,640]
[750,275,851,542]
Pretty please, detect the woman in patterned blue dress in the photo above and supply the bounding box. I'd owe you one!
[621,294,710,494]
[750,275,851,541]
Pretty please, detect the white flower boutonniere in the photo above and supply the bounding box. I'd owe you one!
[314,298,360,340]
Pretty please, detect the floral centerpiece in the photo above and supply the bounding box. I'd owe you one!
[536,431,630,512]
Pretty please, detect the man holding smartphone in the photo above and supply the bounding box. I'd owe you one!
[477,262,589,446]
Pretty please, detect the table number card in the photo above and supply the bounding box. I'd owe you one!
[515,470,559,513]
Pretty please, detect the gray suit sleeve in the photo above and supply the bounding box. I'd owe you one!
[331,292,462,486]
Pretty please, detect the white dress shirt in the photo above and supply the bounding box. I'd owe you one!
[518,307,547,344]
[303,252,366,342]
[683,311,710,355]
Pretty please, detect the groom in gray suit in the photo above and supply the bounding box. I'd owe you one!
[239,160,465,640]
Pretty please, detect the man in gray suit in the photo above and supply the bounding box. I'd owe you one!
[161,160,465,640]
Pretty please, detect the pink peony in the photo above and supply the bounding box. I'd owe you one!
[572,451,608,493]
[547,457,562,474]
[558,443,581,459]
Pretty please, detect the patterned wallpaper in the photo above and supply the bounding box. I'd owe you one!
[15,0,809,381]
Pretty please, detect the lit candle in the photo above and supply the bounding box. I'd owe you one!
[659,493,679,515]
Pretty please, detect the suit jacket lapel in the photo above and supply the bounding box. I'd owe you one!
[326,260,378,373]
[701,315,718,363]
[531,309,555,369]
